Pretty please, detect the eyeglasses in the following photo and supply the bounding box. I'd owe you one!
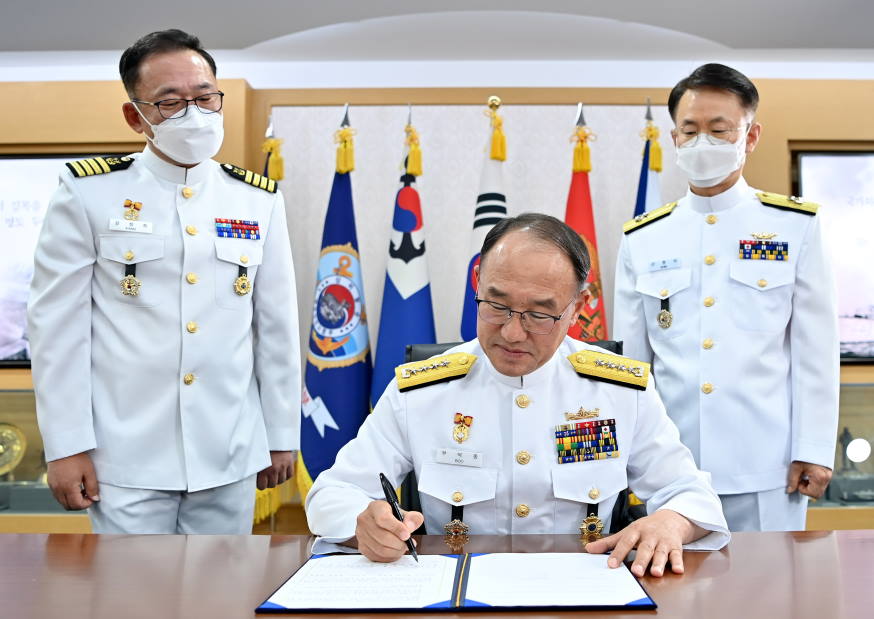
[131,91,224,120]
[475,297,576,335]
[676,124,749,146]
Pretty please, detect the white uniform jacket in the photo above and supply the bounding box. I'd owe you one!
[28,148,301,491]
[613,178,839,495]
[306,338,729,550]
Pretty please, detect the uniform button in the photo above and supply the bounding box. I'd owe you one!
[186,321,198,334]
[186,272,198,284]
[704,255,716,265]
[758,279,768,288]
[124,250,134,261]
[515,504,530,518]
[240,255,249,264]
[515,450,531,465]
[588,487,600,500]
[185,225,198,236]
[183,373,196,386]
[458,355,469,366]
[515,394,530,408]
[181,187,194,199]
[451,491,463,503]
[702,338,714,350]
[659,288,669,298]
[703,296,715,307]
[702,382,714,394]
[705,214,718,225]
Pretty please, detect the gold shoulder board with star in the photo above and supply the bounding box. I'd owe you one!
[756,192,818,216]
[221,163,277,193]
[567,350,650,390]
[66,156,134,178]
[395,353,477,392]
[622,201,678,234]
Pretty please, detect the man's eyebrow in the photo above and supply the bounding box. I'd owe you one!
[152,82,214,98]
[483,286,559,311]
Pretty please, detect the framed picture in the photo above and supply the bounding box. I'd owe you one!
[796,151,874,362]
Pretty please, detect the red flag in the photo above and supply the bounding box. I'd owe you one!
[564,122,608,341]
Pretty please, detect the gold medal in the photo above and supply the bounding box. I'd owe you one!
[234,274,252,296]
[120,274,142,296]
[579,514,604,543]
[452,412,473,444]
[123,199,142,221]
[657,308,672,329]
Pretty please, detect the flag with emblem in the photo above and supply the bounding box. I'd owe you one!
[564,104,608,341]
[633,100,663,217]
[460,97,508,340]
[371,119,436,407]
[298,110,372,500]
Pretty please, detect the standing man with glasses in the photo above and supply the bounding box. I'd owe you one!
[613,64,838,531]
[28,29,301,533]
[306,213,729,575]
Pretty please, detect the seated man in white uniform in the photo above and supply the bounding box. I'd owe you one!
[306,213,729,578]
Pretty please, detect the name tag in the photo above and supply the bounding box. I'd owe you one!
[109,218,153,234]
[434,448,484,468]
[649,258,680,272]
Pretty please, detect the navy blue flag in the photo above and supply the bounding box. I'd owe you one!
[634,120,663,217]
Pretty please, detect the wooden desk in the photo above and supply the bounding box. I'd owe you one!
[0,531,871,618]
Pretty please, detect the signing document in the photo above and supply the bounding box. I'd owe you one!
[257,553,655,612]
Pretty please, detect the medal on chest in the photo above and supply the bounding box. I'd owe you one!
[452,412,473,443]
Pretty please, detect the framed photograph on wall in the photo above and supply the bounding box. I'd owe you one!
[796,151,874,362]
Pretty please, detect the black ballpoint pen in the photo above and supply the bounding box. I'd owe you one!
[379,472,419,562]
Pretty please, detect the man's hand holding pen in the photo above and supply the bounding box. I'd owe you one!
[354,500,425,563]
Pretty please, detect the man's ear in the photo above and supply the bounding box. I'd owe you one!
[472,264,480,293]
[122,102,148,136]
[745,122,763,155]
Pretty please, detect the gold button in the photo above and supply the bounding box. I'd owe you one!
[515,450,531,465]
[758,279,767,288]
[702,338,714,350]
[181,187,194,199]
[704,255,716,265]
[124,250,134,261]
[183,373,195,386]
[659,288,669,298]
[186,272,198,284]
[702,382,713,394]
[185,225,198,236]
[186,321,198,334]
[706,214,718,225]
[515,504,530,518]
[451,491,463,503]
[515,394,530,408]
[458,356,469,365]
[240,255,249,264]
[575,354,585,363]
[703,296,715,307]
[588,487,600,501]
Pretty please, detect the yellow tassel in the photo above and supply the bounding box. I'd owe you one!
[642,122,662,173]
[334,127,356,173]
[261,137,285,180]
[489,110,507,161]
[253,486,280,524]
[404,124,423,176]
[571,126,595,173]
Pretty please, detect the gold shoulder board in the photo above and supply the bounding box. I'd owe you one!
[756,192,818,216]
[396,352,477,392]
[567,350,650,390]
[623,201,678,234]
[66,156,134,178]
[221,163,277,193]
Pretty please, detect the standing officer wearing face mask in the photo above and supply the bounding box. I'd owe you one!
[28,29,301,533]
[613,64,838,531]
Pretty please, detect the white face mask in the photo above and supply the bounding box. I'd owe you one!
[134,103,224,165]
[675,130,748,188]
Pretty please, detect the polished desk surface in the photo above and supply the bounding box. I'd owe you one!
[1,531,872,618]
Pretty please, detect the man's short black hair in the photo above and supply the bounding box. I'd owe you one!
[668,63,759,121]
[480,213,590,291]
[119,29,217,97]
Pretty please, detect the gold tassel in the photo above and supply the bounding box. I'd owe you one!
[642,122,662,173]
[253,486,280,524]
[571,126,595,173]
[334,127,356,173]
[489,110,507,161]
[261,137,285,181]
[405,124,423,176]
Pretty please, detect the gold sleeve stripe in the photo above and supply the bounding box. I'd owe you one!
[267,179,276,193]
[68,160,87,177]
[244,170,254,184]
[95,157,111,174]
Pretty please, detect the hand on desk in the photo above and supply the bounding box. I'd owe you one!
[257,450,296,490]
[584,509,705,578]
[47,452,99,510]
[787,461,832,499]
[354,500,424,563]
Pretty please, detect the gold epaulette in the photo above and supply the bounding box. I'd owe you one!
[567,350,650,391]
[756,192,818,216]
[396,352,477,392]
[66,156,134,178]
[221,163,277,193]
[622,201,678,234]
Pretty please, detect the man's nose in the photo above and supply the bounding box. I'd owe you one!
[500,312,528,342]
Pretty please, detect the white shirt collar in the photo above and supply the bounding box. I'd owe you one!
[686,176,750,214]
[138,145,215,185]
[476,338,562,389]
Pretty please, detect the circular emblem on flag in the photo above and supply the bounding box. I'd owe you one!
[313,275,362,339]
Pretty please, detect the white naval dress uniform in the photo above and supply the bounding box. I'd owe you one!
[613,178,839,531]
[306,337,729,553]
[28,148,301,532]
